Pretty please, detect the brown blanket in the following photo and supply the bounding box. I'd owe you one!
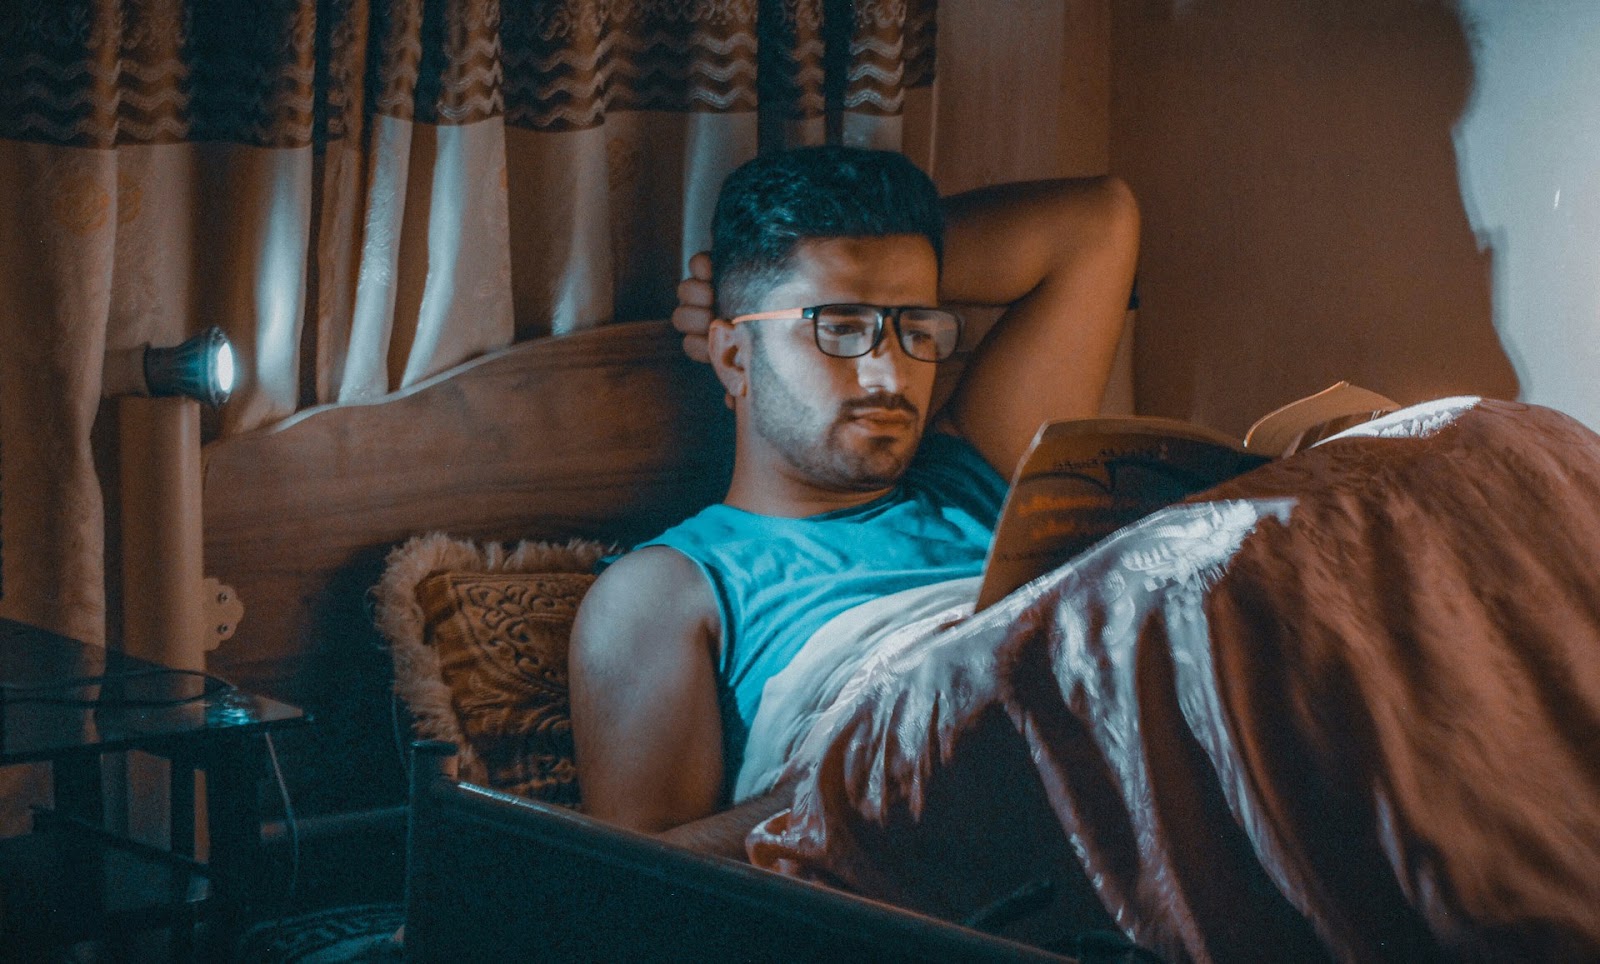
[748,399,1600,962]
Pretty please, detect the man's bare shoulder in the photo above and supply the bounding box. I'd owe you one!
[569,546,727,829]
[573,546,718,659]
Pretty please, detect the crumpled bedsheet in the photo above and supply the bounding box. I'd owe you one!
[746,398,1600,962]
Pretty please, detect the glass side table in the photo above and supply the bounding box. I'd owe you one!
[0,616,309,958]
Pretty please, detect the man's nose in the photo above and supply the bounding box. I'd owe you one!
[853,330,910,391]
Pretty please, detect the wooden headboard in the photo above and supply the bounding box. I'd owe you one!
[201,320,735,814]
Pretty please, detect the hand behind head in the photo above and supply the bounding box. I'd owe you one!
[672,252,715,363]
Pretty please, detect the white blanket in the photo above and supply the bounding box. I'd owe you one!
[733,576,980,802]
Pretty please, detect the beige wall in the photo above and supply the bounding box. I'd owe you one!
[932,0,1111,191]
[931,0,1135,413]
[1111,0,1521,434]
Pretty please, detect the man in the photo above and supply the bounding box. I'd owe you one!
[569,146,1139,845]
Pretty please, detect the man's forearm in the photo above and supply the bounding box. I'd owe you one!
[935,176,1140,474]
[655,782,796,862]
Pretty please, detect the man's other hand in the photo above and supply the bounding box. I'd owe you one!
[672,252,715,363]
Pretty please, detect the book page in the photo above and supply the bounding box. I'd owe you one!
[1243,381,1399,458]
[975,418,1269,611]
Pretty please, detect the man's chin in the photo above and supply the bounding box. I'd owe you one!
[827,439,917,490]
[831,467,906,492]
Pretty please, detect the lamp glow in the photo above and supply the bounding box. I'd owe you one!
[215,340,236,397]
[143,326,236,407]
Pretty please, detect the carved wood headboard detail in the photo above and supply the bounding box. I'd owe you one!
[201,321,734,813]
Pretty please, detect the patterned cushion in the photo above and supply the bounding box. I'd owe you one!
[374,533,613,806]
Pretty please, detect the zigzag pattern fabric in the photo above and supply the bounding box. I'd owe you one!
[0,0,937,146]
[0,0,320,148]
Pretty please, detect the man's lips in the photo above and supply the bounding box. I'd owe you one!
[845,407,916,428]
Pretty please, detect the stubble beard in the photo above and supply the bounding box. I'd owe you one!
[749,341,921,492]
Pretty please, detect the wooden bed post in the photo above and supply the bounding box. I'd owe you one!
[404,739,458,957]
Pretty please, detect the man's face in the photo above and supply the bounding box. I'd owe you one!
[743,235,941,492]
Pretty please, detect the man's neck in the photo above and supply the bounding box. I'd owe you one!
[722,465,895,518]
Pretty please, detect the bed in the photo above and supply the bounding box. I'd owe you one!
[201,319,1600,961]
[200,318,1101,958]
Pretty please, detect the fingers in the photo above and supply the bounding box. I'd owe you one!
[672,299,712,363]
[688,251,712,281]
[675,252,715,363]
[676,276,714,314]
[680,332,710,364]
[671,300,713,338]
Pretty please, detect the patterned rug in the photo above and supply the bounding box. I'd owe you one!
[233,903,404,963]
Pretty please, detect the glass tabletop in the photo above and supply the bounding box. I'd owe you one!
[0,618,306,765]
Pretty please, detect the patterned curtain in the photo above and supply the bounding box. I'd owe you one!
[0,0,936,831]
[0,0,935,635]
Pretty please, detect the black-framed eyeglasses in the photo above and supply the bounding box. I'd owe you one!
[726,303,963,363]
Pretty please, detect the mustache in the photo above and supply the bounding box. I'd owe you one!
[839,392,920,420]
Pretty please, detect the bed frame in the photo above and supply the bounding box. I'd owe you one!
[202,321,736,814]
[404,741,1066,961]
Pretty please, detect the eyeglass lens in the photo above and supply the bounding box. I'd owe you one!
[812,305,959,361]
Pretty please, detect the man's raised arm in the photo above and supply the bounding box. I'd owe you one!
[672,176,1139,475]
[568,547,725,832]
[936,177,1139,477]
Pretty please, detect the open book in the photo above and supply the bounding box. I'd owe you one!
[974,381,1399,610]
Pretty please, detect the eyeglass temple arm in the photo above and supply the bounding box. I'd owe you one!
[725,309,808,325]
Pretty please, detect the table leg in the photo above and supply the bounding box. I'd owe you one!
[169,754,195,859]
[51,754,104,826]
[50,754,107,928]
[201,735,266,956]
[167,752,198,961]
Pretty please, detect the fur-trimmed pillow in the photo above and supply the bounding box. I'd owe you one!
[374,533,613,806]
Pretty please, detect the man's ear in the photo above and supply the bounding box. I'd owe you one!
[707,319,751,404]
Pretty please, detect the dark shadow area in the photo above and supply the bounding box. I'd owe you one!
[1113,0,1517,434]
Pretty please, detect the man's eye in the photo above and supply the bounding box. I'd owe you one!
[819,321,864,338]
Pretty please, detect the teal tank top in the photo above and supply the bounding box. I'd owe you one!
[635,431,1007,783]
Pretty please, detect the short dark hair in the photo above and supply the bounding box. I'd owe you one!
[710,146,944,318]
